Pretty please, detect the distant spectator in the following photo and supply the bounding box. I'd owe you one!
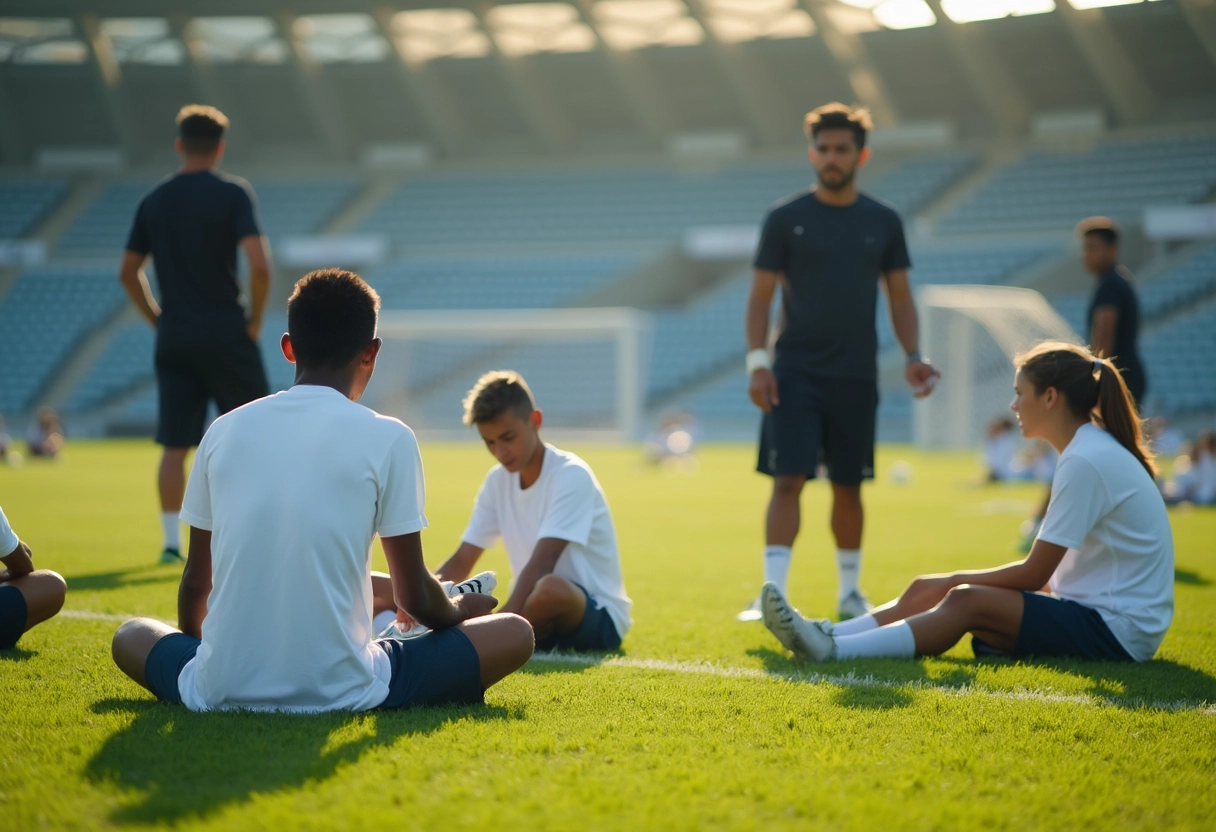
[1145,416,1185,456]
[0,414,10,461]
[26,407,63,459]
[983,417,1018,482]
[1169,431,1216,506]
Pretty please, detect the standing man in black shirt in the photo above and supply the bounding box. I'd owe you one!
[119,105,272,564]
[739,103,939,624]
[1078,217,1146,403]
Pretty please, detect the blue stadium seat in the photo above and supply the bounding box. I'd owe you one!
[0,178,69,240]
[65,322,155,413]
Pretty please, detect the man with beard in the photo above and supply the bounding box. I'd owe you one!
[738,103,939,623]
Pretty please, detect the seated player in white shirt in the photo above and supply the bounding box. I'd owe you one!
[426,371,632,652]
[0,505,67,650]
[110,269,534,711]
[762,341,1173,664]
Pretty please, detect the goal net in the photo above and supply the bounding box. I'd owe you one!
[364,308,653,441]
[913,285,1082,448]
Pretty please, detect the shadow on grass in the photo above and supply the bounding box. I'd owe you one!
[67,565,182,592]
[85,697,519,825]
[0,645,36,662]
[1175,568,1211,586]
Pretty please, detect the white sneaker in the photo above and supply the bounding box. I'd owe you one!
[448,571,497,597]
[736,597,763,622]
[837,589,873,621]
[761,582,836,663]
[379,571,499,641]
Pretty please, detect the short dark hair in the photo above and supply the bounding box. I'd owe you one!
[804,102,872,150]
[462,371,536,426]
[176,104,228,155]
[287,268,380,370]
[1076,216,1120,246]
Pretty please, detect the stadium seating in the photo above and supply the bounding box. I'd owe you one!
[358,153,975,248]
[64,322,154,413]
[366,251,646,311]
[54,176,359,257]
[0,178,69,240]
[1138,242,1216,320]
[0,266,128,413]
[1142,298,1216,415]
[938,136,1216,235]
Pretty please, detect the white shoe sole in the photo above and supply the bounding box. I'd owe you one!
[736,603,763,622]
[448,571,496,597]
[761,583,835,663]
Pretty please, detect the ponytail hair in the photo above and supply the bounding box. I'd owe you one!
[1015,340,1157,478]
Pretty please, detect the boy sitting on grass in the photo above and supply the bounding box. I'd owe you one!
[110,269,533,711]
[0,505,66,650]
[383,371,631,653]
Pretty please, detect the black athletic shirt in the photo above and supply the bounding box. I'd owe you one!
[125,170,262,341]
[1088,266,1146,401]
[754,190,910,381]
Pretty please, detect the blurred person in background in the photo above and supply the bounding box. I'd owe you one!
[118,105,272,565]
[25,406,63,459]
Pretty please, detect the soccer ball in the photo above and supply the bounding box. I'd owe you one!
[889,460,913,485]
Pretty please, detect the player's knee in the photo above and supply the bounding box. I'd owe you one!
[530,574,575,609]
[41,570,67,610]
[941,584,980,612]
[772,476,805,499]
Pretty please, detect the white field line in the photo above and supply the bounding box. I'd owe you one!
[56,610,1216,715]
[529,652,1216,716]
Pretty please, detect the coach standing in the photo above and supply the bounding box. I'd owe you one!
[119,105,271,564]
[739,103,939,623]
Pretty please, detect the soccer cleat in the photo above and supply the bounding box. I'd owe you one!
[837,589,873,621]
[448,571,497,597]
[736,597,763,622]
[159,547,184,565]
[761,582,836,663]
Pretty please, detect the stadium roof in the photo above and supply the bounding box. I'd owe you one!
[1,1,1214,166]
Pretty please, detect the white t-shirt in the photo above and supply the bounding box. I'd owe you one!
[178,385,428,712]
[462,445,631,638]
[1039,423,1174,662]
[0,506,19,557]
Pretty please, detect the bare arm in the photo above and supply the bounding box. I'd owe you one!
[884,269,939,397]
[382,532,473,631]
[436,542,485,584]
[240,235,271,341]
[0,539,34,583]
[1089,305,1118,358]
[500,537,569,616]
[178,526,213,638]
[944,539,1068,593]
[746,268,781,413]
[119,251,161,327]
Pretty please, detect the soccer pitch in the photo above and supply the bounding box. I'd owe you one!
[2,440,1214,831]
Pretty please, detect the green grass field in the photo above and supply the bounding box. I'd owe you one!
[2,440,1214,831]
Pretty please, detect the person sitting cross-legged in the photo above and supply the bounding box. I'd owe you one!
[0,505,67,650]
[111,269,534,711]
[762,342,1173,665]
[378,371,631,654]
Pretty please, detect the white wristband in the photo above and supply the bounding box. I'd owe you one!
[746,348,771,375]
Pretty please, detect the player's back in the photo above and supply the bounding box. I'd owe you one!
[129,170,260,337]
[177,384,425,712]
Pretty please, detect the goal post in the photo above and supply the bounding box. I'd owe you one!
[368,308,653,441]
[913,285,1082,449]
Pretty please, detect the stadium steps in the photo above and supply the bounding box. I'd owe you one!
[571,245,738,310]
[312,174,402,235]
[914,144,1024,233]
[37,306,138,413]
[26,177,107,251]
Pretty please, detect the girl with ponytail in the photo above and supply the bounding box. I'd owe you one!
[760,340,1174,665]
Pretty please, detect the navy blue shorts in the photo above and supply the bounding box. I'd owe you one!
[972,591,1134,662]
[535,583,622,652]
[143,627,484,708]
[757,371,877,485]
[0,584,28,650]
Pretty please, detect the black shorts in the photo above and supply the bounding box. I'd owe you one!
[535,582,623,652]
[757,371,877,486]
[143,627,484,709]
[155,333,269,448]
[972,592,1134,662]
[0,584,27,650]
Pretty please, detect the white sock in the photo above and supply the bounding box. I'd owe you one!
[373,609,397,634]
[831,613,878,636]
[836,548,861,600]
[161,511,181,550]
[763,545,792,595]
[834,621,916,660]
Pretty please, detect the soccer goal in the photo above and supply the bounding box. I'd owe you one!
[366,308,653,441]
[913,285,1082,448]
